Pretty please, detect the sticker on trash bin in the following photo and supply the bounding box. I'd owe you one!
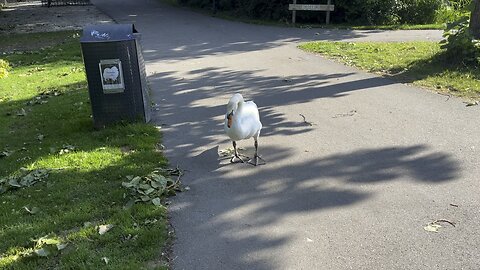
[99,59,125,94]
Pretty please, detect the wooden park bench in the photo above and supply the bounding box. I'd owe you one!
[289,0,335,25]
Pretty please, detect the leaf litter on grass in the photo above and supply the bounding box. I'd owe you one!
[5,234,70,259]
[16,108,27,116]
[23,206,40,215]
[0,168,50,194]
[122,166,184,208]
[1,31,173,269]
[32,234,68,257]
[97,224,114,235]
[0,149,13,158]
[58,144,76,155]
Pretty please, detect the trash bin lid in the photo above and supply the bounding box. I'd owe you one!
[81,24,138,43]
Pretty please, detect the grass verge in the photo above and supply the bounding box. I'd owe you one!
[299,41,480,101]
[347,24,443,30]
[0,31,172,269]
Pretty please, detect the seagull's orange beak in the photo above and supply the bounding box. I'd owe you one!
[227,111,233,128]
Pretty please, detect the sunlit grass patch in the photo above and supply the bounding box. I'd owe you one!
[299,41,480,100]
[0,31,170,269]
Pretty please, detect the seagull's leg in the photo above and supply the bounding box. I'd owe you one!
[248,139,266,166]
[231,141,246,163]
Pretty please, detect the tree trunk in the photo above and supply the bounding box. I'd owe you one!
[471,0,480,39]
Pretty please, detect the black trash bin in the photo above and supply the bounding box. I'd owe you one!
[80,24,151,129]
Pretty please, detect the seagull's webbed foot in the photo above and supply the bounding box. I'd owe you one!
[230,153,249,163]
[248,154,266,166]
[248,140,266,166]
[230,141,249,164]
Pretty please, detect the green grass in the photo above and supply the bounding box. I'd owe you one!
[292,23,444,30]
[0,31,76,53]
[0,31,170,269]
[348,24,444,30]
[299,41,480,100]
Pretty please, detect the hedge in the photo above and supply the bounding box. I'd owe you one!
[177,0,444,25]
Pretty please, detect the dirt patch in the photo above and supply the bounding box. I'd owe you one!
[0,31,74,53]
[0,0,113,35]
[0,0,114,52]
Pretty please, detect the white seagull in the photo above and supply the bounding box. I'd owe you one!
[224,93,266,166]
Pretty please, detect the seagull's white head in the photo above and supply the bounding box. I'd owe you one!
[225,93,244,129]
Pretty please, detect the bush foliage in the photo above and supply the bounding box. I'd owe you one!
[178,0,450,25]
[440,16,480,65]
[395,0,442,24]
[333,0,397,25]
[435,0,472,23]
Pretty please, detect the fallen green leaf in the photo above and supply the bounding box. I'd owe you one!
[151,174,168,188]
[144,187,155,195]
[36,235,59,246]
[151,197,161,206]
[83,222,93,228]
[129,176,141,186]
[144,218,158,225]
[424,224,442,232]
[16,108,27,116]
[139,183,151,190]
[0,150,12,158]
[8,178,22,188]
[34,248,50,257]
[59,144,76,155]
[123,199,135,210]
[24,206,40,215]
[122,181,135,188]
[98,224,114,235]
[20,174,36,186]
[56,243,68,251]
[122,168,183,207]
[101,257,109,264]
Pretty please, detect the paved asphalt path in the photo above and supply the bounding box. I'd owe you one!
[92,0,480,269]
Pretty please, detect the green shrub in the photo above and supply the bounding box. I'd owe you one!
[396,0,442,24]
[447,0,472,9]
[440,16,480,65]
[328,0,397,24]
[435,0,472,23]
[0,59,11,79]
[176,0,444,25]
[334,0,445,25]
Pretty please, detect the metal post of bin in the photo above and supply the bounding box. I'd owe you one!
[80,24,151,129]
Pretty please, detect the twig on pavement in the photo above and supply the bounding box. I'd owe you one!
[299,114,314,126]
